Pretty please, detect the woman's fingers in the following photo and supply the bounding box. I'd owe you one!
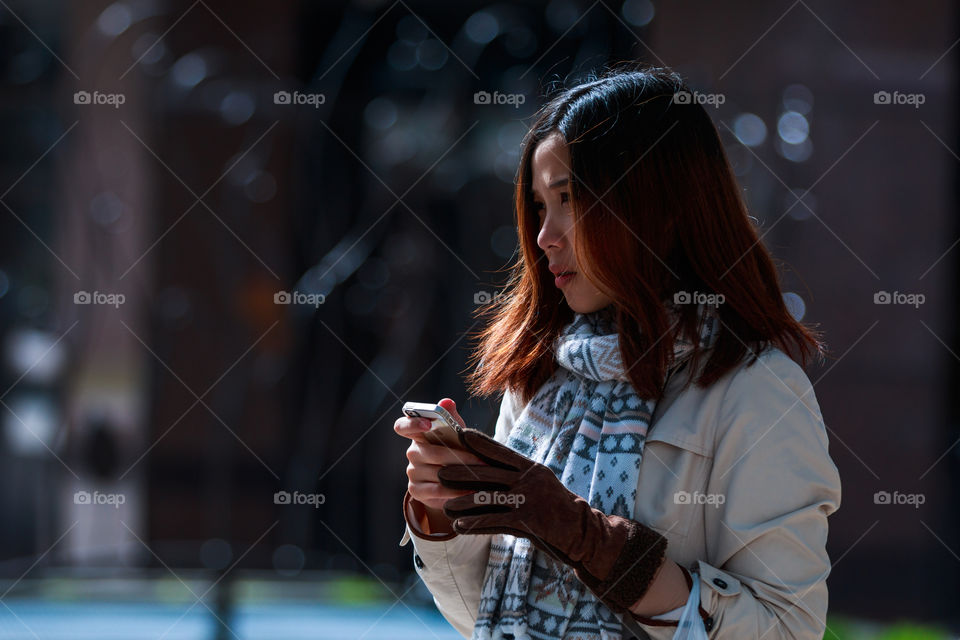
[437,398,467,428]
[393,407,485,464]
[407,465,474,508]
[395,406,489,510]
[394,417,484,464]
[393,416,432,440]
[406,439,486,466]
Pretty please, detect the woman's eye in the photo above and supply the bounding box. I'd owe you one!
[560,192,569,205]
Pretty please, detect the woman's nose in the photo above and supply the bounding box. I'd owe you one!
[537,212,566,251]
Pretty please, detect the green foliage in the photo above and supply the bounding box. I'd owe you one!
[824,614,952,640]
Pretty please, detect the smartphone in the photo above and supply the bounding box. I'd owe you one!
[402,401,464,449]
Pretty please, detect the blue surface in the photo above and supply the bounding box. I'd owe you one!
[0,601,463,639]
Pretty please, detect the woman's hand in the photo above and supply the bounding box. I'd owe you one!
[437,427,669,615]
[394,398,487,533]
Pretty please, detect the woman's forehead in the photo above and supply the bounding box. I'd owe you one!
[531,135,571,190]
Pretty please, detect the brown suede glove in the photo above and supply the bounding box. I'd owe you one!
[437,427,667,615]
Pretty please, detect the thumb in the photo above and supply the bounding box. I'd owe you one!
[437,398,466,428]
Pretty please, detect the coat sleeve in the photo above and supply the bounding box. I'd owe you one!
[398,388,521,639]
[655,351,842,640]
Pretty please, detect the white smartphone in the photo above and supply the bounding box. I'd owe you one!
[402,401,464,449]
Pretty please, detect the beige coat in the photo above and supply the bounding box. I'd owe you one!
[399,346,842,639]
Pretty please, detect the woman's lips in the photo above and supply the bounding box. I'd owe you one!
[555,272,576,287]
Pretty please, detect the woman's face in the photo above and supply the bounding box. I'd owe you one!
[532,133,615,314]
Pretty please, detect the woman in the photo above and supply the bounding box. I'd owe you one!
[394,64,841,640]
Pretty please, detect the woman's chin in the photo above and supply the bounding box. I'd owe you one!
[566,295,614,314]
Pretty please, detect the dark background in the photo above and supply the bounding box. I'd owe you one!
[0,0,956,635]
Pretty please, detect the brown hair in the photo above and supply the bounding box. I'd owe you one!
[465,63,825,406]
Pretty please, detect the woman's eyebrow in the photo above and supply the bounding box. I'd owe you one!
[532,177,570,198]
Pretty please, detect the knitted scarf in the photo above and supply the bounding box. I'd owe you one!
[472,302,720,640]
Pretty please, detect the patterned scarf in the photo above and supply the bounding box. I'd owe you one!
[472,302,720,640]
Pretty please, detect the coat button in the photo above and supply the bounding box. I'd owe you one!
[704,616,714,631]
[712,577,728,590]
[414,553,425,569]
